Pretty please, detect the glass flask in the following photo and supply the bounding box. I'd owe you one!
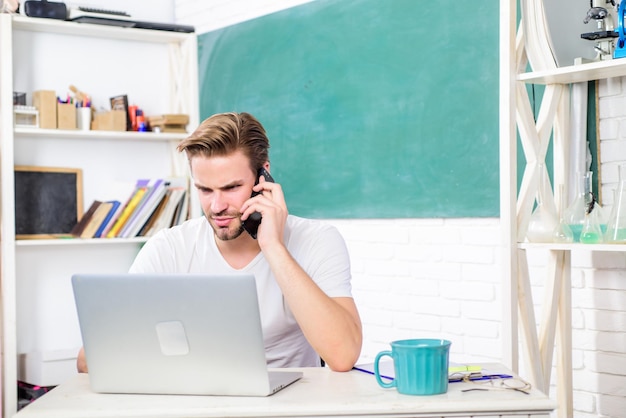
[605,164,626,243]
[553,184,574,243]
[563,171,606,243]
[580,203,604,244]
[526,166,558,243]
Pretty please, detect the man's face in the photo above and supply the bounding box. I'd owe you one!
[190,150,256,241]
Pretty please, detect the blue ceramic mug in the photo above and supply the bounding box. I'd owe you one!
[374,339,451,395]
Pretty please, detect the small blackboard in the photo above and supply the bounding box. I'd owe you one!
[14,166,83,239]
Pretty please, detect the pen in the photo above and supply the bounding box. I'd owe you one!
[352,366,513,383]
[449,373,513,383]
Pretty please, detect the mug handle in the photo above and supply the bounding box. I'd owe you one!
[374,351,395,388]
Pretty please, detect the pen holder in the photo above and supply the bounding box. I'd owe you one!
[57,103,76,130]
[33,90,57,129]
[76,107,92,131]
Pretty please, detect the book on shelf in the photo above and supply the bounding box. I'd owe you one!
[69,178,188,240]
[143,183,187,237]
[98,199,126,238]
[137,190,171,236]
[93,200,121,238]
[70,200,102,237]
[118,178,167,238]
[146,187,185,236]
[105,179,150,238]
[172,180,190,226]
[94,180,137,238]
[80,201,115,239]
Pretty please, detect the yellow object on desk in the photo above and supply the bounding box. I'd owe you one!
[448,364,483,373]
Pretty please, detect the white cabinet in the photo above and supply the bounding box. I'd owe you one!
[0,15,198,416]
[499,2,626,418]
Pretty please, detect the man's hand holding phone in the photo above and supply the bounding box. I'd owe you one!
[242,168,287,243]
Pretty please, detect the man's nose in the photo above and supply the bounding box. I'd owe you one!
[210,192,229,214]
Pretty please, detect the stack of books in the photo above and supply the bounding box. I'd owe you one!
[147,114,189,133]
[70,177,189,239]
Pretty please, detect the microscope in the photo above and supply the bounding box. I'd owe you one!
[581,0,618,60]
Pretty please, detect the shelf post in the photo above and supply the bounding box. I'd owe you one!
[0,12,19,418]
[500,0,519,372]
[502,1,576,416]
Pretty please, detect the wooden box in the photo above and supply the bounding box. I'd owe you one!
[32,90,57,129]
[57,103,76,130]
[92,110,126,131]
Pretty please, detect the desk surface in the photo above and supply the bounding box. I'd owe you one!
[14,363,556,418]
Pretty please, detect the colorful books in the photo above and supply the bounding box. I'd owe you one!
[143,183,187,236]
[137,191,171,236]
[96,180,138,238]
[105,180,150,238]
[119,179,167,238]
[172,180,190,226]
[70,178,188,240]
[94,200,121,238]
[70,200,102,237]
[80,201,115,239]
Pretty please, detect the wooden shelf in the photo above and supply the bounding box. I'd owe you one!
[14,128,187,142]
[15,237,148,247]
[518,58,626,85]
[11,15,190,43]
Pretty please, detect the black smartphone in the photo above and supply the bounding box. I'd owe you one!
[242,167,274,239]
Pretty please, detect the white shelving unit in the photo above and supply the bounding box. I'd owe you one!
[0,14,199,417]
[500,2,626,417]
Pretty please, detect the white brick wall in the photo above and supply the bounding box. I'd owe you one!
[596,77,626,418]
[327,218,503,364]
[527,244,626,416]
[174,1,626,416]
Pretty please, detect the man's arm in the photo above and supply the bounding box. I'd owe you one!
[242,179,362,371]
[264,245,362,372]
[77,347,88,373]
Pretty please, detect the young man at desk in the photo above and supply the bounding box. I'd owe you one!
[77,112,362,373]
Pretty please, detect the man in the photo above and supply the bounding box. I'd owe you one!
[77,112,362,373]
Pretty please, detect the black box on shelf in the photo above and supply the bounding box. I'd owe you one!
[13,92,26,106]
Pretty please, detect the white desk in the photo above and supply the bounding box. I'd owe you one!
[14,363,556,418]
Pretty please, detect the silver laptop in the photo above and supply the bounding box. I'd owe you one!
[71,273,302,396]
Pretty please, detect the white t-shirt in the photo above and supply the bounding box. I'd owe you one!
[129,215,353,367]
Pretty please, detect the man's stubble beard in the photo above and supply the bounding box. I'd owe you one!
[206,213,245,241]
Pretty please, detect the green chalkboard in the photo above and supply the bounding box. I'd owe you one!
[198,0,499,218]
